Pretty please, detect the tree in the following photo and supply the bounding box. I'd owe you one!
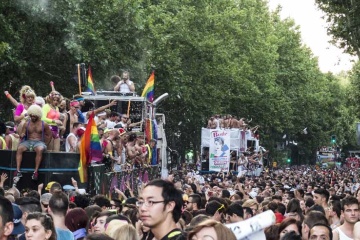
[315,0,360,57]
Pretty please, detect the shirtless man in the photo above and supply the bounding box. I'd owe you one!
[126,133,144,167]
[14,105,52,182]
[207,116,217,129]
[238,118,247,129]
[222,115,230,128]
[103,129,120,171]
[229,116,239,129]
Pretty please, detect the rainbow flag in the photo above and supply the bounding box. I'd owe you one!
[78,113,102,183]
[87,65,96,94]
[141,71,155,102]
[145,118,158,165]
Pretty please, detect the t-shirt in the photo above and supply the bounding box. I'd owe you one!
[56,228,74,240]
[118,80,134,93]
[160,229,186,240]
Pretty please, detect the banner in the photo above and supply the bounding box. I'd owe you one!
[209,129,230,172]
[226,210,275,240]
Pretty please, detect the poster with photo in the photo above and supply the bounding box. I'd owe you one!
[209,129,230,172]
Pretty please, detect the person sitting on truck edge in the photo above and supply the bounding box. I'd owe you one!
[14,105,52,182]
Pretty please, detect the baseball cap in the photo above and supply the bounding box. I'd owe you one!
[63,185,76,191]
[12,204,25,235]
[45,181,56,191]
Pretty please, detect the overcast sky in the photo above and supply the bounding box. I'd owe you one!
[268,0,357,74]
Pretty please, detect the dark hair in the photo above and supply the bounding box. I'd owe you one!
[243,207,253,217]
[296,189,305,198]
[105,214,131,225]
[226,202,243,218]
[16,197,42,213]
[74,194,90,209]
[26,212,56,240]
[85,233,114,240]
[264,225,280,240]
[303,211,328,229]
[123,208,138,226]
[308,204,325,215]
[65,207,88,232]
[282,231,301,240]
[341,196,359,211]
[305,198,315,208]
[278,218,302,239]
[205,200,224,216]
[314,188,330,202]
[144,179,183,222]
[267,202,278,212]
[272,195,282,202]
[189,194,202,209]
[286,198,304,221]
[49,191,69,216]
[329,200,341,218]
[277,203,286,215]
[50,182,62,193]
[221,189,230,198]
[93,195,110,208]
[0,196,13,225]
[26,190,40,200]
[181,210,193,225]
[309,223,333,240]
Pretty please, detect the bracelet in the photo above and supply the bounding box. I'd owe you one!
[6,93,11,99]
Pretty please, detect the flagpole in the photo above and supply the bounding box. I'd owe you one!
[77,64,82,95]
[127,100,131,116]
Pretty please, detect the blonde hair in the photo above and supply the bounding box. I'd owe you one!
[19,85,36,104]
[188,219,236,240]
[104,220,127,238]
[242,199,259,209]
[112,224,139,240]
[27,104,43,118]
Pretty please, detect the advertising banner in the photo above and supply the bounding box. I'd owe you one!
[209,129,230,172]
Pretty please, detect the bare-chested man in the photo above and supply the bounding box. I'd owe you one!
[14,105,52,183]
[207,116,217,129]
[126,133,144,167]
[229,115,239,129]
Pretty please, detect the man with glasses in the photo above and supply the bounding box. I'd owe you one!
[14,105,52,182]
[137,179,186,240]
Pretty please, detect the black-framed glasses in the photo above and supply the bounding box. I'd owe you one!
[136,200,165,207]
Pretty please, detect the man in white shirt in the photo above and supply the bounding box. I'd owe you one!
[113,71,135,93]
[65,122,83,153]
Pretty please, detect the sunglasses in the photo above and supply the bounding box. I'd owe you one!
[41,202,49,208]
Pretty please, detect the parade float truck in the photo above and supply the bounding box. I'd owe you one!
[200,127,260,172]
[1,66,169,196]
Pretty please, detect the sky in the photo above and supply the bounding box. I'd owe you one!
[268,0,357,74]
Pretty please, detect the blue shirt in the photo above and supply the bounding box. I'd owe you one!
[56,228,74,240]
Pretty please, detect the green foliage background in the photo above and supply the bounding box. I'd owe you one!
[0,0,359,164]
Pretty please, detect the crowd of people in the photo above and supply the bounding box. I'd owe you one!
[0,80,156,183]
[0,165,358,240]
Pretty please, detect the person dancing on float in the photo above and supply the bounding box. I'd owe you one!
[13,86,37,135]
[42,91,63,151]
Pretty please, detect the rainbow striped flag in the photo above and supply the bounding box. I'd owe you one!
[145,118,158,165]
[141,71,155,102]
[78,113,102,183]
[87,65,96,94]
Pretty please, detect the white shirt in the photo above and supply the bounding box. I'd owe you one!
[105,119,116,129]
[66,133,78,152]
[118,80,134,93]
